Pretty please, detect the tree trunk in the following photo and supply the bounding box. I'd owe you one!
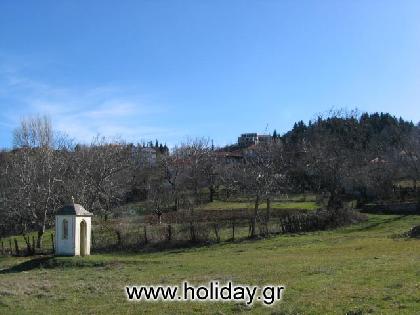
[416,181,420,211]
[14,239,19,256]
[209,186,215,202]
[213,223,220,242]
[167,224,172,242]
[23,234,32,255]
[266,198,271,221]
[174,196,179,211]
[189,222,196,242]
[358,187,368,207]
[51,233,55,253]
[194,183,199,204]
[116,230,122,246]
[251,195,260,237]
[37,209,48,249]
[327,191,342,210]
[231,220,235,241]
[143,226,148,244]
[36,227,45,249]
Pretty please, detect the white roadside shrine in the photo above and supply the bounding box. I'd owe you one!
[55,203,93,256]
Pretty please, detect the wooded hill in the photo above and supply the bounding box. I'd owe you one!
[0,111,419,247]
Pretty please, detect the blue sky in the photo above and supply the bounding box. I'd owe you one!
[1,0,419,148]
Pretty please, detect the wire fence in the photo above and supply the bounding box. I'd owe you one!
[0,208,366,256]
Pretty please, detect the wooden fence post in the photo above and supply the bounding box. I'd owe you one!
[144,226,148,244]
[279,218,284,234]
[14,239,19,256]
[213,223,220,243]
[167,224,172,242]
[189,222,196,243]
[91,231,95,248]
[1,240,4,255]
[51,233,55,253]
[231,220,235,241]
[32,236,36,254]
[9,239,12,255]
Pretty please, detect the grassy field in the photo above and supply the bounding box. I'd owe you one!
[115,194,319,216]
[395,180,417,188]
[1,214,420,314]
[195,200,319,211]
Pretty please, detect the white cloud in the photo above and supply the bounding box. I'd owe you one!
[0,69,180,145]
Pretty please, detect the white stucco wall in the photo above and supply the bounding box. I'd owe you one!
[55,215,75,255]
[55,215,92,256]
[74,216,92,256]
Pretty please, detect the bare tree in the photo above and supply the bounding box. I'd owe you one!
[160,153,184,211]
[173,138,212,204]
[65,136,135,219]
[3,146,66,249]
[232,142,285,237]
[13,115,53,148]
[4,116,70,248]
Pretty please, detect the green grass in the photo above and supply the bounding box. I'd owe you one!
[1,214,420,314]
[1,230,55,253]
[114,195,319,216]
[229,194,317,202]
[196,200,319,211]
[395,179,417,188]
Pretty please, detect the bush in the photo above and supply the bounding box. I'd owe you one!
[279,209,367,234]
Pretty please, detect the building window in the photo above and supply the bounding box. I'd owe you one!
[62,219,68,240]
